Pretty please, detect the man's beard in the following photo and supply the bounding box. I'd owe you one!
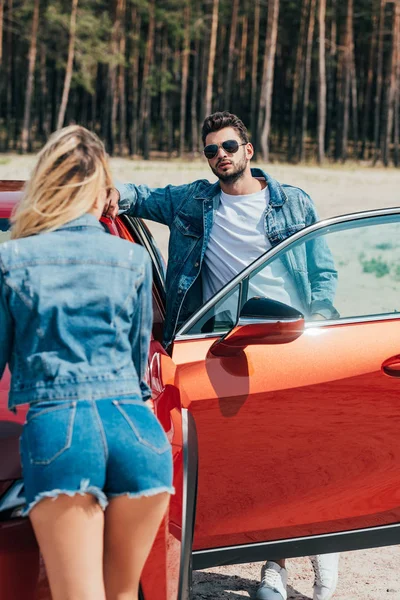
[211,155,247,184]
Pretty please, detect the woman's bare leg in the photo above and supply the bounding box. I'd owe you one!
[103,493,170,600]
[29,494,106,600]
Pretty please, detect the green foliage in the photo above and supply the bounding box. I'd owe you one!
[392,265,400,282]
[73,8,114,94]
[156,1,187,43]
[359,254,390,278]
[44,1,114,94]
[375,242,396,251]
[148,65,176,97]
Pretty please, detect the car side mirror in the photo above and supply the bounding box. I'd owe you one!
[209,297,305,357]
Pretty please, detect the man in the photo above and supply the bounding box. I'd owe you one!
[105,111,339,600]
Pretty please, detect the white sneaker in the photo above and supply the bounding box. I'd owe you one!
[310,553,340,600]
[256,561,288,600]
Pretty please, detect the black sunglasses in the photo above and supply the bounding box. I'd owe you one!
[203,139,247,159]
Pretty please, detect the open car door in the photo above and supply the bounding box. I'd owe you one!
[163,208,400,573]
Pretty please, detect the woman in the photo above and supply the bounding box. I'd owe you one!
[0,126,174,600]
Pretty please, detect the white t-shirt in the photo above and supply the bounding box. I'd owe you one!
[202,187,304,311]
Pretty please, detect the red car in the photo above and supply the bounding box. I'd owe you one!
[1,180,400,599]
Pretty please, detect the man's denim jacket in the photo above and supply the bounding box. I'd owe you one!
[118,168,338,348]
[0,214,152,410]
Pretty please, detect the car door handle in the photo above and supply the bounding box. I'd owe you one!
[382,355,400,378]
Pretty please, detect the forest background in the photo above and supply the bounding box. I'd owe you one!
[1,0,400,166]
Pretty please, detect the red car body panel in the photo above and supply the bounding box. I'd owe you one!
[0,519,40,598]
[0,370,28,426]
[170,320,400,550]
[142,340,184,600]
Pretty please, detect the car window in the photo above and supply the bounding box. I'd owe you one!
[185,285,240,335]
[246,216,400,321]
[180,213,400,337]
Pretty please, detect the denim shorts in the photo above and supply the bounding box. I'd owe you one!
[19,396,175,516]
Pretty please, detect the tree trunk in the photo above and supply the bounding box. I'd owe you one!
[299,0,316,162]
[239,15,248,88]
[140,0,155,159]
[250,0,260,151]
[216,24,226,99]
[276,42,286,149]
[179,1,190,156]
[199,27,209,127]
[360,2,378,159]
[325,0,337,156]
[21,0,39,153]
[383,1,399,166]
[394,2,400,166]
[0,0,4,66]
[341,0,354,161]
[79,87,87,126]
[224,0,239,109]
[350,51,359,157]
[57,0,78,130]
[118,0,127,155]
[90,64,97,131]
[289,0,308,161]
[109,0,123,154]
[191,34,200,153]
[129,7,141,156]
[38,44,50,140]
[238,14,248,111]
[204,0,219,118]
[100,62,110,143]
[160,29,169,152]
[334,17,346,160]
[0,0,4,123]
[373,0,385,163]
[5,0,13,150]
[394,78,399,166]
[259,0,280,161]
[317,0,326,163]
[50,62,59,133]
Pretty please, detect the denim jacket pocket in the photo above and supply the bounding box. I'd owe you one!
[113,399,170,454]
[24,401,77,465]
[173,213,202,238]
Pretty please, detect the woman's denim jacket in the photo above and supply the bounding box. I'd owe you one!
[0,214,152,410]
[117,168,338,348]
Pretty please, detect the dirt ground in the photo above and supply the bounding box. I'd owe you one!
[2,155,400,599]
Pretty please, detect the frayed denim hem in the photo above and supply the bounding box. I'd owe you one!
[22,479,109,516]
[108,486,176,500]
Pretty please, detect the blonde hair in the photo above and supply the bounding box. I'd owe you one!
[11,125,113,239]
